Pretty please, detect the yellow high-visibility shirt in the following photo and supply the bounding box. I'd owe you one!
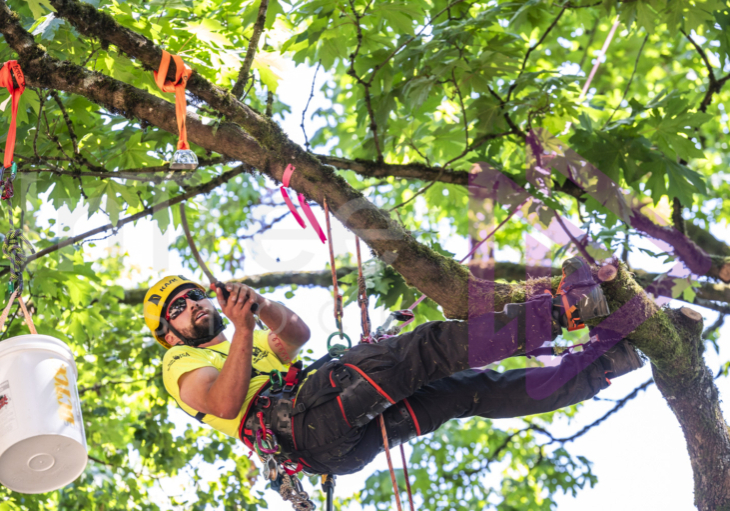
[162,330,289,439]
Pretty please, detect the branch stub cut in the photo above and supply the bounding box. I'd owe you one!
[679,307,703,323]
[597,264,618,282]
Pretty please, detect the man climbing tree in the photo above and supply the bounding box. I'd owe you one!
[1,0,730,509]
[144,257,643,482]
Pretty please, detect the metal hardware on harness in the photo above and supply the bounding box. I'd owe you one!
[373,309,415,340]
[256,428,279,455]
[266,457,278,480]
[277,469,316,511]
[326,332,351,351]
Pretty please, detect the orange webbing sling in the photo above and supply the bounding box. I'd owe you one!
[0,61,25,170]
[153,51,194,151]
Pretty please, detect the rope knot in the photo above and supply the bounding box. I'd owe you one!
[3,228,34,293]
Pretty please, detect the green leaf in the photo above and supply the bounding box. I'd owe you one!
[186,19,233,48]
[26,0,54,19]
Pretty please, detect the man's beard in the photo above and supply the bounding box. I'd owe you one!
[186,308,224,339]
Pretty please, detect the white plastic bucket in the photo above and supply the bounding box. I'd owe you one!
[0,334,87,494]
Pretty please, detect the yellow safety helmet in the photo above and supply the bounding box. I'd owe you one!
[144,275,207,349]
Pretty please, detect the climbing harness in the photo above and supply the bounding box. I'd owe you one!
[154,51,198,170]
[280,164,326,243]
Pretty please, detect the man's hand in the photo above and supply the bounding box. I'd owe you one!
[213,283,258,332]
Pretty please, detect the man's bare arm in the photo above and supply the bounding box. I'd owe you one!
[258,297,311,348]
[214,283,311,362]
[178,326,253,419]
[179,284,257,419]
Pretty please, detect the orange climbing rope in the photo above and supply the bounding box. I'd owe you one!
[355,236,414,511]
[323,198,344,337]
[0,61,25,171]
[154,50,194,151]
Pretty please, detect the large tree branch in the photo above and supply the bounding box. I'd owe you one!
[119,261,730,309]
[317,155,469,184]
[121,267,356,305]
[1,0,470,319]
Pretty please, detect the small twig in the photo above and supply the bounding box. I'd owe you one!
[605,35,648,127]
[553,210,597,265]
[347,0,383,162]
[232,0,270,98]
[0,166,250,278]
[388,167,445,211]
[238,211,289,240]
[32,89,46,162]
[50,91,78,155]
[672,197,685,235]
[368,0,466,81]
[408,138,431,166]
[534,377,654,445]
[507,5,567,102]
[451,68,469,150]
[702,313,725,340]
[300,61,321,151]
[82,42,101,67]
[578,17,599,69]
[78,374,159,395]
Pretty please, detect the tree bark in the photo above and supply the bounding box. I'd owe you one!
[652,308,730,511]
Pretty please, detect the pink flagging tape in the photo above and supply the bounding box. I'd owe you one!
[298,193,327,243]
[280,186,306,228]
[279,164,327,242]
[282,163,296,187]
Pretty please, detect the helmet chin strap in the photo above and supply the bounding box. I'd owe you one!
[168,314,225,348]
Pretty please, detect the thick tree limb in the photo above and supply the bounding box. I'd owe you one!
[317,155,469,184]
[231,0,269,98]
[32,0,471,317]
[120,261,730,309]
[121,267,356,305]
[629,208,730,283]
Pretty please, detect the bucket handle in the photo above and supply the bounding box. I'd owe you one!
[0,289,37,335]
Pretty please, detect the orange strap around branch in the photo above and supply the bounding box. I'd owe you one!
[0,61,25,169]
[154,51,194,151]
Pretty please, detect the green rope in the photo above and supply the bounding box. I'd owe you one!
[2,216,34,294]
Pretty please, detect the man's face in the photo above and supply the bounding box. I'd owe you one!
[165,287,221,345]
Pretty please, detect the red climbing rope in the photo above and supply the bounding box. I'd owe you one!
[378,414,404,511]
[354,237,413,511]
[324,198,344,336]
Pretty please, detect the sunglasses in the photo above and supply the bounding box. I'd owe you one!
[165,289,209,321]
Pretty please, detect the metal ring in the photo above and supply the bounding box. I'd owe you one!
[327,332,351,350]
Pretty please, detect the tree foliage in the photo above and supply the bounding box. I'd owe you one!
[0,0,729,509]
